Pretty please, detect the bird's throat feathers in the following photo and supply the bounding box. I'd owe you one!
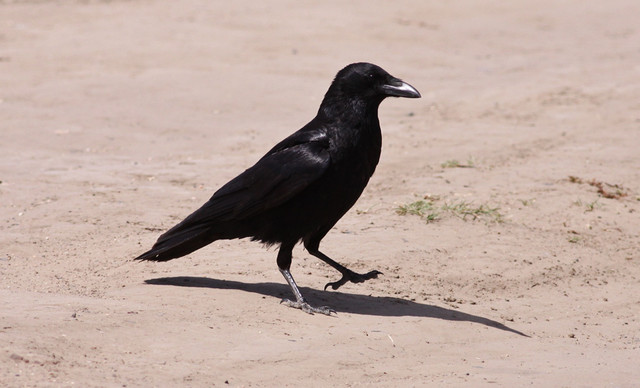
[316,96,383,175]
[318,93,383,130]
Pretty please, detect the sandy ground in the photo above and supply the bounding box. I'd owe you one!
[2,0,640,386]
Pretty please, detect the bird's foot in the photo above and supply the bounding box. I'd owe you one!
[280,299,336,315]
[324,269,382,291]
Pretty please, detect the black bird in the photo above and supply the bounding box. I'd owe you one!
[135,62,420,314]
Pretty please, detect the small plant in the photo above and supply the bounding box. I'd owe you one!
[585,199,600,212]
[442,200,503,222]
[441,159,460,168]
[396,198,503,223]
[567,233,581,243]
[567,230,580,243]
[573,198,601,212]
[395,200,440,222]
[424,212,439,222]
[441,158,474,168]
[518,198,535,206]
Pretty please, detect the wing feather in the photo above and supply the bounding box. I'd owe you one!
[153,132,330,245]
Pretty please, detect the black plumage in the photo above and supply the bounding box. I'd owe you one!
[135,62,420,314]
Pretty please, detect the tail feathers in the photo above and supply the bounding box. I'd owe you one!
[134,228,216,262]
[135,195,244,262]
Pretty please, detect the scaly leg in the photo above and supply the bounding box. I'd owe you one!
[304,242,382,291]
[279,268,335,315]
[277,242,335,315]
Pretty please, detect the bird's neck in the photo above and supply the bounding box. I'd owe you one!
[317,95,383,127]
[317,96,383,176]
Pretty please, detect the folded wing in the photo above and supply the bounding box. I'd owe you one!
[135,132,330,261]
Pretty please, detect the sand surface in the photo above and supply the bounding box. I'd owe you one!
[2,0,640,386]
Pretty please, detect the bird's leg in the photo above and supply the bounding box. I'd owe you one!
[276,243,335,315]
[278,268,335,315]
[306,247,382,291]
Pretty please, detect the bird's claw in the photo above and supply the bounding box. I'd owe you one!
[280,299,336,315]
[324,269,382,291]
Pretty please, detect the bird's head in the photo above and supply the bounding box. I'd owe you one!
[328,62,421,102]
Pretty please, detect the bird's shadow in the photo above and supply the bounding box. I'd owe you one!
[145,276,529,337]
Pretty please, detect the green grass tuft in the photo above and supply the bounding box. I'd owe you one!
[396,198,503,223]
[442,200,503,222]
[395,200,440,222]
[441,158,475,168]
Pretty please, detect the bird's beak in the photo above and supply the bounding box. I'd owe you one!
[381,78,421,98]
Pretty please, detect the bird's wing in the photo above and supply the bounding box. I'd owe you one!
[154,131,331,244]
[211,136,331,221]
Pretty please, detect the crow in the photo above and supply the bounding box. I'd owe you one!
[135,62,420,314]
